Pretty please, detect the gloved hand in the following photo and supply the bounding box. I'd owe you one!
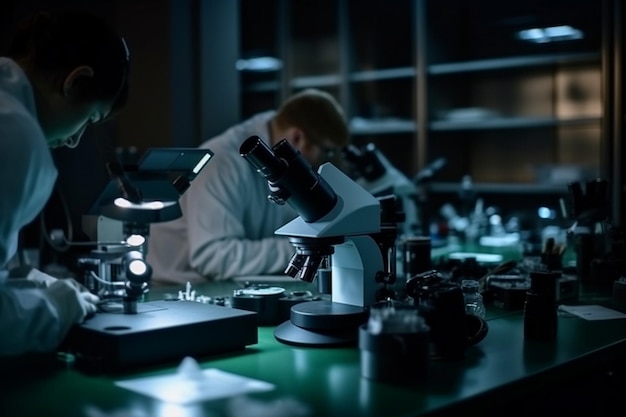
[43,279,100,327]
[27,268,93,293]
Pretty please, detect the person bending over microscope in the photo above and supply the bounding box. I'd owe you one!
[148,89,350,283]
[0,10,130,355]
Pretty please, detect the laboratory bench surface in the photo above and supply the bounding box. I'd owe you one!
[1,277,626,417]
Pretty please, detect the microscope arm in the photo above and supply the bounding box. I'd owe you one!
[275,163,380,238]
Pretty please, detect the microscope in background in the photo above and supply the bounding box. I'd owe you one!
[241,136,395,346]
[567,178,626,289]
[342,143,418,237]
[342,143,446,238]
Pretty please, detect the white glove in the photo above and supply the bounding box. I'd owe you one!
[43,279,100,327]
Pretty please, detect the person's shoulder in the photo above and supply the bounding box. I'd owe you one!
[0,58,45,148]
[0,107,53,181]
[0,57,22,80]
[0,95,45,140]
[200,113,273,156]
[210,111,274,143]
[0,105,45,152]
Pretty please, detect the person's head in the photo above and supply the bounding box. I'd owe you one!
[6,10,130,149]
[270,88,349,168]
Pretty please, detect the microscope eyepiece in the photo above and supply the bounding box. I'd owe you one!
[240,135,338,223]
[341,143,386,182]
[240,135,287,182]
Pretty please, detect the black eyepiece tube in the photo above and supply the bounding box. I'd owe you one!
[240,135,287,182]
[240,136,338,223]
[270,139,337,222]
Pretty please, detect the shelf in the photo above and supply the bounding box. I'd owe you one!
[429,182,570,195]
[349,117,416,135]
[244,67,416,92]
[428,52,600,75]
[238,0,605,209]
[349,67,416,82]
[430,116,602,131]
[290,74,342,89]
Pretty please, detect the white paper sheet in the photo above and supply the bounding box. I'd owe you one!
[115,357,274,404]
[558,304,626,321]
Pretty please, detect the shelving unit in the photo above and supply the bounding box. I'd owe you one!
[239,0,420,178]
[238,0,607,204]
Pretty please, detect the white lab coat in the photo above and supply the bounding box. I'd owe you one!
[147,111,298,283]
[0,57,65,355]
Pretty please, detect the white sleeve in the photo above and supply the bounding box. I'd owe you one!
[0,106,57,267]
[0,285,63,356]
[186,152,295,280]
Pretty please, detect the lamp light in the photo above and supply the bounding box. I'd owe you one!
[88,148,213,223]
[123,250,152,284]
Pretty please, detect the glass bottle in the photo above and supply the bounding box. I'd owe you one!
[461,279,486,319]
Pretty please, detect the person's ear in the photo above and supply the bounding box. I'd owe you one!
[289,128,305,148]
[62,65,94,97]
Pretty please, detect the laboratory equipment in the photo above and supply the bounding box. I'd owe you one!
[240,135,388,346]
[359,302,430,384]
[567,179,625,288]
[62,148,258,371]
[403,236,432,279]
[80,147,215,312]
[523,271,559,342]
[406,270,488,360]
[342,143,418,237]
[461,279,486,319]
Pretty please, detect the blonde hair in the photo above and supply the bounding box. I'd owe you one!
[274,89,349,148]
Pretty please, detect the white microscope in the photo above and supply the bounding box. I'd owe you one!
[240,135,390,346]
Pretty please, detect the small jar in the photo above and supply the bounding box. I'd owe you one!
[359,303,430,384]
[461,279,486,319]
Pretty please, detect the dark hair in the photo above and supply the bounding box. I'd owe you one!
[7,10,129,118]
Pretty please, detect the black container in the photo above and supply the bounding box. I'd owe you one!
[403,236,432,279]
[575,231,593,284]
[359,323,429,384]
[524,271,559,341]
[423,286,468,360]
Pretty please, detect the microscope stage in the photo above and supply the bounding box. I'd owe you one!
[274,300,369,347]
[63,300,258,371]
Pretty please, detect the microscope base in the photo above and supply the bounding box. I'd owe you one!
[274,300,368,347]
[63,300,258,372]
